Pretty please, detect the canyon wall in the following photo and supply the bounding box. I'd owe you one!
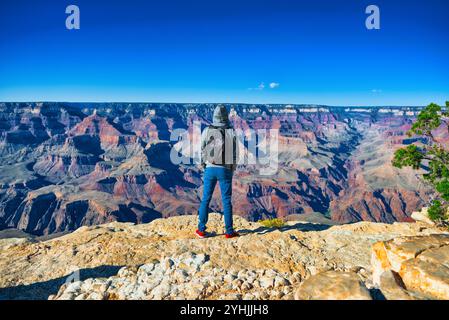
[0,102,431,235]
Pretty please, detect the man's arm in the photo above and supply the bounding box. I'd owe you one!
[200,127,208,169]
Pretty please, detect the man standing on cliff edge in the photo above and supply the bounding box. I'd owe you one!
[196,105,240,239]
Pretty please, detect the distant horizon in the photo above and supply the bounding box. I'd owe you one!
[0,93,447,108]
[0,100,434,108]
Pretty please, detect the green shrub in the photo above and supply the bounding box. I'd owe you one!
[428,200,447,222]
[259,218,285,229]
[436,179,449,201]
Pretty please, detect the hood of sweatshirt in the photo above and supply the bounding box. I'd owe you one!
[212,105,230,127]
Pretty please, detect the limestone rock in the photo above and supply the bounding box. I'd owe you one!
[378,270,415,300]
[411,208,449,226]
[294,271,372,300]
[258,276,275,289]
[51,252,294,300]
[0,213,447,300]
[372,234,449,300]
[0,237,32,250]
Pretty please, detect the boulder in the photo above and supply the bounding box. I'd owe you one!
[411,208,435,226]
[294,271,372,300]
[372,234,449,300]
[378,270,415,300]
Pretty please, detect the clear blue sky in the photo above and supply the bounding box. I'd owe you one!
[0,0,448,106]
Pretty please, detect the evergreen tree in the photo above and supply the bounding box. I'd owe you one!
[392,102,449,225]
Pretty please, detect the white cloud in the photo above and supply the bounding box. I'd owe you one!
[248,82,265,91]
[248,82,280,91]
[371,89,382,93]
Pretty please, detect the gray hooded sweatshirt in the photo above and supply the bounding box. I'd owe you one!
[201,105,238,171]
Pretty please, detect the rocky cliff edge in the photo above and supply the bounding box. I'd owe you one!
[0,213,448,300]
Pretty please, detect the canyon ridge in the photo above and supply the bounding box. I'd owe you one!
[0,102,434,236]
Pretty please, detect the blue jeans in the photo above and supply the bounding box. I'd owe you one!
[198,167,234,234]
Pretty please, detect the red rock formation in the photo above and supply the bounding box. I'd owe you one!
[0,102,434,235]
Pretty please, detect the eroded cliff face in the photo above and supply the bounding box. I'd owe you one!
[0,102,431,235]
[0,213,447,300]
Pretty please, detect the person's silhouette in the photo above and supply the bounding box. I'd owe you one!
[196,105,239,238]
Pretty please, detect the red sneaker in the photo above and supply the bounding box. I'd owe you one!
[195,229,207,238]
[225,231,240,239]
